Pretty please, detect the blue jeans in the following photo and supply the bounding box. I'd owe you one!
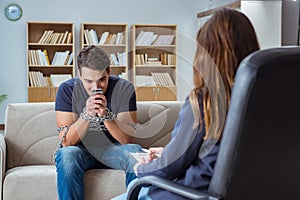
[111,178,151,200]
[55,143,141,200]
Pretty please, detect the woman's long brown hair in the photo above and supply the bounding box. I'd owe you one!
[191,8,260,140]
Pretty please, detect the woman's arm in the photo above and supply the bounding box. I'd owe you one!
[136,99,205,180]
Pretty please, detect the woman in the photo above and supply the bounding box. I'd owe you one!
[113,7,260,200]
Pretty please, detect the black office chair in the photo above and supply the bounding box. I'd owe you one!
[127,46,300,200]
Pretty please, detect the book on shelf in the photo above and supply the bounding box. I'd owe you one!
[109,53,119,66]
[135,75,156,87]
[43,30,54,44]
[145,61,162,65]
[43,50,51,65]
[115,32,124,45]
[84,29,91,44]
[37,30,53,44]
[160,53,176,65]
[60,31,69,44]
[37,30,50,44]
[66,32,72,44]
[56,33,64,44]
[152,35,175,45]
[135,31,158,45]
[28,49,50,66]
[151,72,174,86]
[51,51,71,66]
[135,54,145,65]
[89,29,98,44]
[136,32,175,45]
[50,74,72,87]
[49,33,60,44]
[108,33,117,44]
[117,52,127,66]
[98,32,109,45]
[29,71,48,87]
[109,52,126,66]
[67,52,73,65]
[37,50,47,65]
[37,30,72,44]
[104,33,113,44]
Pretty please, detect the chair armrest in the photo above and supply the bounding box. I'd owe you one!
[127,176,213,200]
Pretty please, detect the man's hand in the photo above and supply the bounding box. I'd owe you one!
[86,93,107,117]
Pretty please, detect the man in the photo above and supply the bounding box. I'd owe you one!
[54,45,140,200]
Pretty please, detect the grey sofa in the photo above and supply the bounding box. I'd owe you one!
[1,101,183,200]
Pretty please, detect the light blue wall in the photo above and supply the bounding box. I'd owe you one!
[0,0,235,124]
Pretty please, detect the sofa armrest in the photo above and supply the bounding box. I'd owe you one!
[0,133,6,198]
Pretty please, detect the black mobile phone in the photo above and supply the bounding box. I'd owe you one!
[92,89,103,100]
[92,89,103,95]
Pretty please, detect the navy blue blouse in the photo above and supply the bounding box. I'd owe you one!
[137,94,220,200]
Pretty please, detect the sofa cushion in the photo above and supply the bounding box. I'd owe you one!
[3,165,126,200]
[3,165,57,200]
[84,169,125,200]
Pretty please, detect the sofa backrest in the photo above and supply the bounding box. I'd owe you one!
[5,101,183,169]
[135,101,183,148]
[5,102,57,170]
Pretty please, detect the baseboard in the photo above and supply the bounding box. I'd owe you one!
[0,124,4,130]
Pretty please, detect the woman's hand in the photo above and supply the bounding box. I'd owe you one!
[148,147,164,162]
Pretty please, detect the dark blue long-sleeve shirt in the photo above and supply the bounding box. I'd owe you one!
[137,94,220,200]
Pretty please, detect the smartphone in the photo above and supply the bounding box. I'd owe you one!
[92,89,103,110]
[92,89,103,98]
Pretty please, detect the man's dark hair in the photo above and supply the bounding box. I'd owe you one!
[77,45,110,74]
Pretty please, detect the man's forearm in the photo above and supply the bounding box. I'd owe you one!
[61,117,90,146]
[104,120,135,144]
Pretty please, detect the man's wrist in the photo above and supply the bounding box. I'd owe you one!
[80,107,116,123]
[99,108,116,122]
[80,107,93,122]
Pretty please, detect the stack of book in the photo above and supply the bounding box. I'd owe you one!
[135,73,174,87]
[151,73,175,86]
[51,51,73,66]
[160,53,176,65]
[135,54,175,66]
[37,30,72,44]
[84,29,125,45]
[135,75,156,87]
[28,50,72,66]
[50,74,72,87]
[109,52,127,66]
[135,31,175,45]
[28,72,72,87]
[28,71,49,87]
[28,49,50,66]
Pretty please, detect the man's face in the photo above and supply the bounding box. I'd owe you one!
[79,67,110,96]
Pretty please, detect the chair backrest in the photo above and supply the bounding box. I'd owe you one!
[209,47,300,200]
